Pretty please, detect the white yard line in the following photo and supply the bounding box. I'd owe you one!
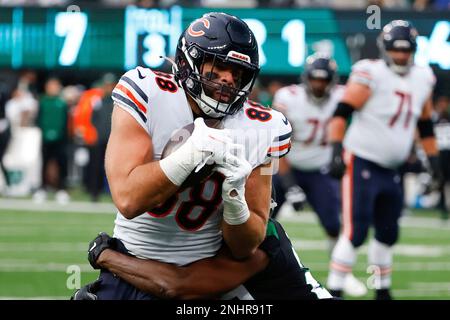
[0,199,116,214]
[1,199,449,231]
[1,260,450,273]
[410,282,450,290]
[0,262,95,272]
[300,261,450,272]
[0,242,87,252]
[278,207,450,230]
[1,239,448,256]
[292,239,450,257]
[392,288,450,298]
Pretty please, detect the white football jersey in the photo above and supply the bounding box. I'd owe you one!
[110,67,292,266]
[344,59,435,169]
[273,84,344,171]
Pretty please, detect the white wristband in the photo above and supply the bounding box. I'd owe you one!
[223,202,250,225]
[159,139,206,186]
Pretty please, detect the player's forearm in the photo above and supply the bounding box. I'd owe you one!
[420,137,439,156]
[328,117,347,143]
[97,249,184,299]
[97,248,268,300]
[222,213,267,260]
[278,156,291,176]
[108,161,179,219]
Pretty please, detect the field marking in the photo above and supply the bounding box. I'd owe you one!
[0,242,88,252]
[0,199,449,230]
[299,261,450,272]
[0,199,117,214]
[0,262,95,272]
[1,259,450,273]
[410,282,450,290]
[278,207,450,230]
[292,239,450,257]
[0,238,449,254]
[1,239,447,257]
[392,288,450,300]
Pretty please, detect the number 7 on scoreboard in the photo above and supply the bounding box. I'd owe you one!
[55,12,88,66]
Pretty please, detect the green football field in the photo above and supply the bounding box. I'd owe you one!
[0,202,449,300]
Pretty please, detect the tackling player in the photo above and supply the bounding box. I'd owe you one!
[326,20,441,300]
[83,12,329,300]
[73,217,331,300]
[271,53,366,297]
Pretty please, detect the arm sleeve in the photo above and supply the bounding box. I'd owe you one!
[266,111,293,160]
[272,87,291,113]
[348,60,377,90]
[112,67,151,133]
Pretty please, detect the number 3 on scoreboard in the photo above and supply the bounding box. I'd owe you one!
[55,12,88,66]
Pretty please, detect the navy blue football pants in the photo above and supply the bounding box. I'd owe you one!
[341,154,403,247]
[272,168,341,238]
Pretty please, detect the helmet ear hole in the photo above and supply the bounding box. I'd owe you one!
[189,47,201,59]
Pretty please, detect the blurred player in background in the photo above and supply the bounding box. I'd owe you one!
[0,82,12,192]
[326,20,442,300]
[271,53,366,297]
[433,96,450,219]
[85,12,329,300]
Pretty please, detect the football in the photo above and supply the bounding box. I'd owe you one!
[161,119,222,190]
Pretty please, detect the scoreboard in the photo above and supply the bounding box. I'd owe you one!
[0,6,349,74]
[0,6,448,75]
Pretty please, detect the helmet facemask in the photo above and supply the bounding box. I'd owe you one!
[303,72,336,104]
[378,39,415,75]
[377,21,417,76]
[176,38,259,118]
[301,55,337,104]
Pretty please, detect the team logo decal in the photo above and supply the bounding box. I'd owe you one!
[227,50,251,63]
[188,18,210,37]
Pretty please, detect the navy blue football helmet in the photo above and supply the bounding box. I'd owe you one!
[174,12,260,118]
[377,20,418,74]
[301,53,338,100]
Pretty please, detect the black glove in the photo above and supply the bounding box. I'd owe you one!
[70,279,102,300]
[88,232,117,269]
[329,142,346,180]
[278,172,307,211]
[427,155,444,191]
[285,185,307,211]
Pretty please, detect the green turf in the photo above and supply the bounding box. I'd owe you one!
[0,207,449,299]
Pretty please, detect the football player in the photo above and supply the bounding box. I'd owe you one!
[85,12,329,300]
[271,54,366,297]
[73,217,331,300]
[326,20,441,300]
[433,96,450,220]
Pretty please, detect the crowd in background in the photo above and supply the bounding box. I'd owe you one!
[0,70,117,203]
[0,0,448,10]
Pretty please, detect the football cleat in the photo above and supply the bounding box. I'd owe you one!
[343,273,368,297]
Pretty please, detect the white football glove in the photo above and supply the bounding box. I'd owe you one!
[215,145,252,225]
[160,118,232,186]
